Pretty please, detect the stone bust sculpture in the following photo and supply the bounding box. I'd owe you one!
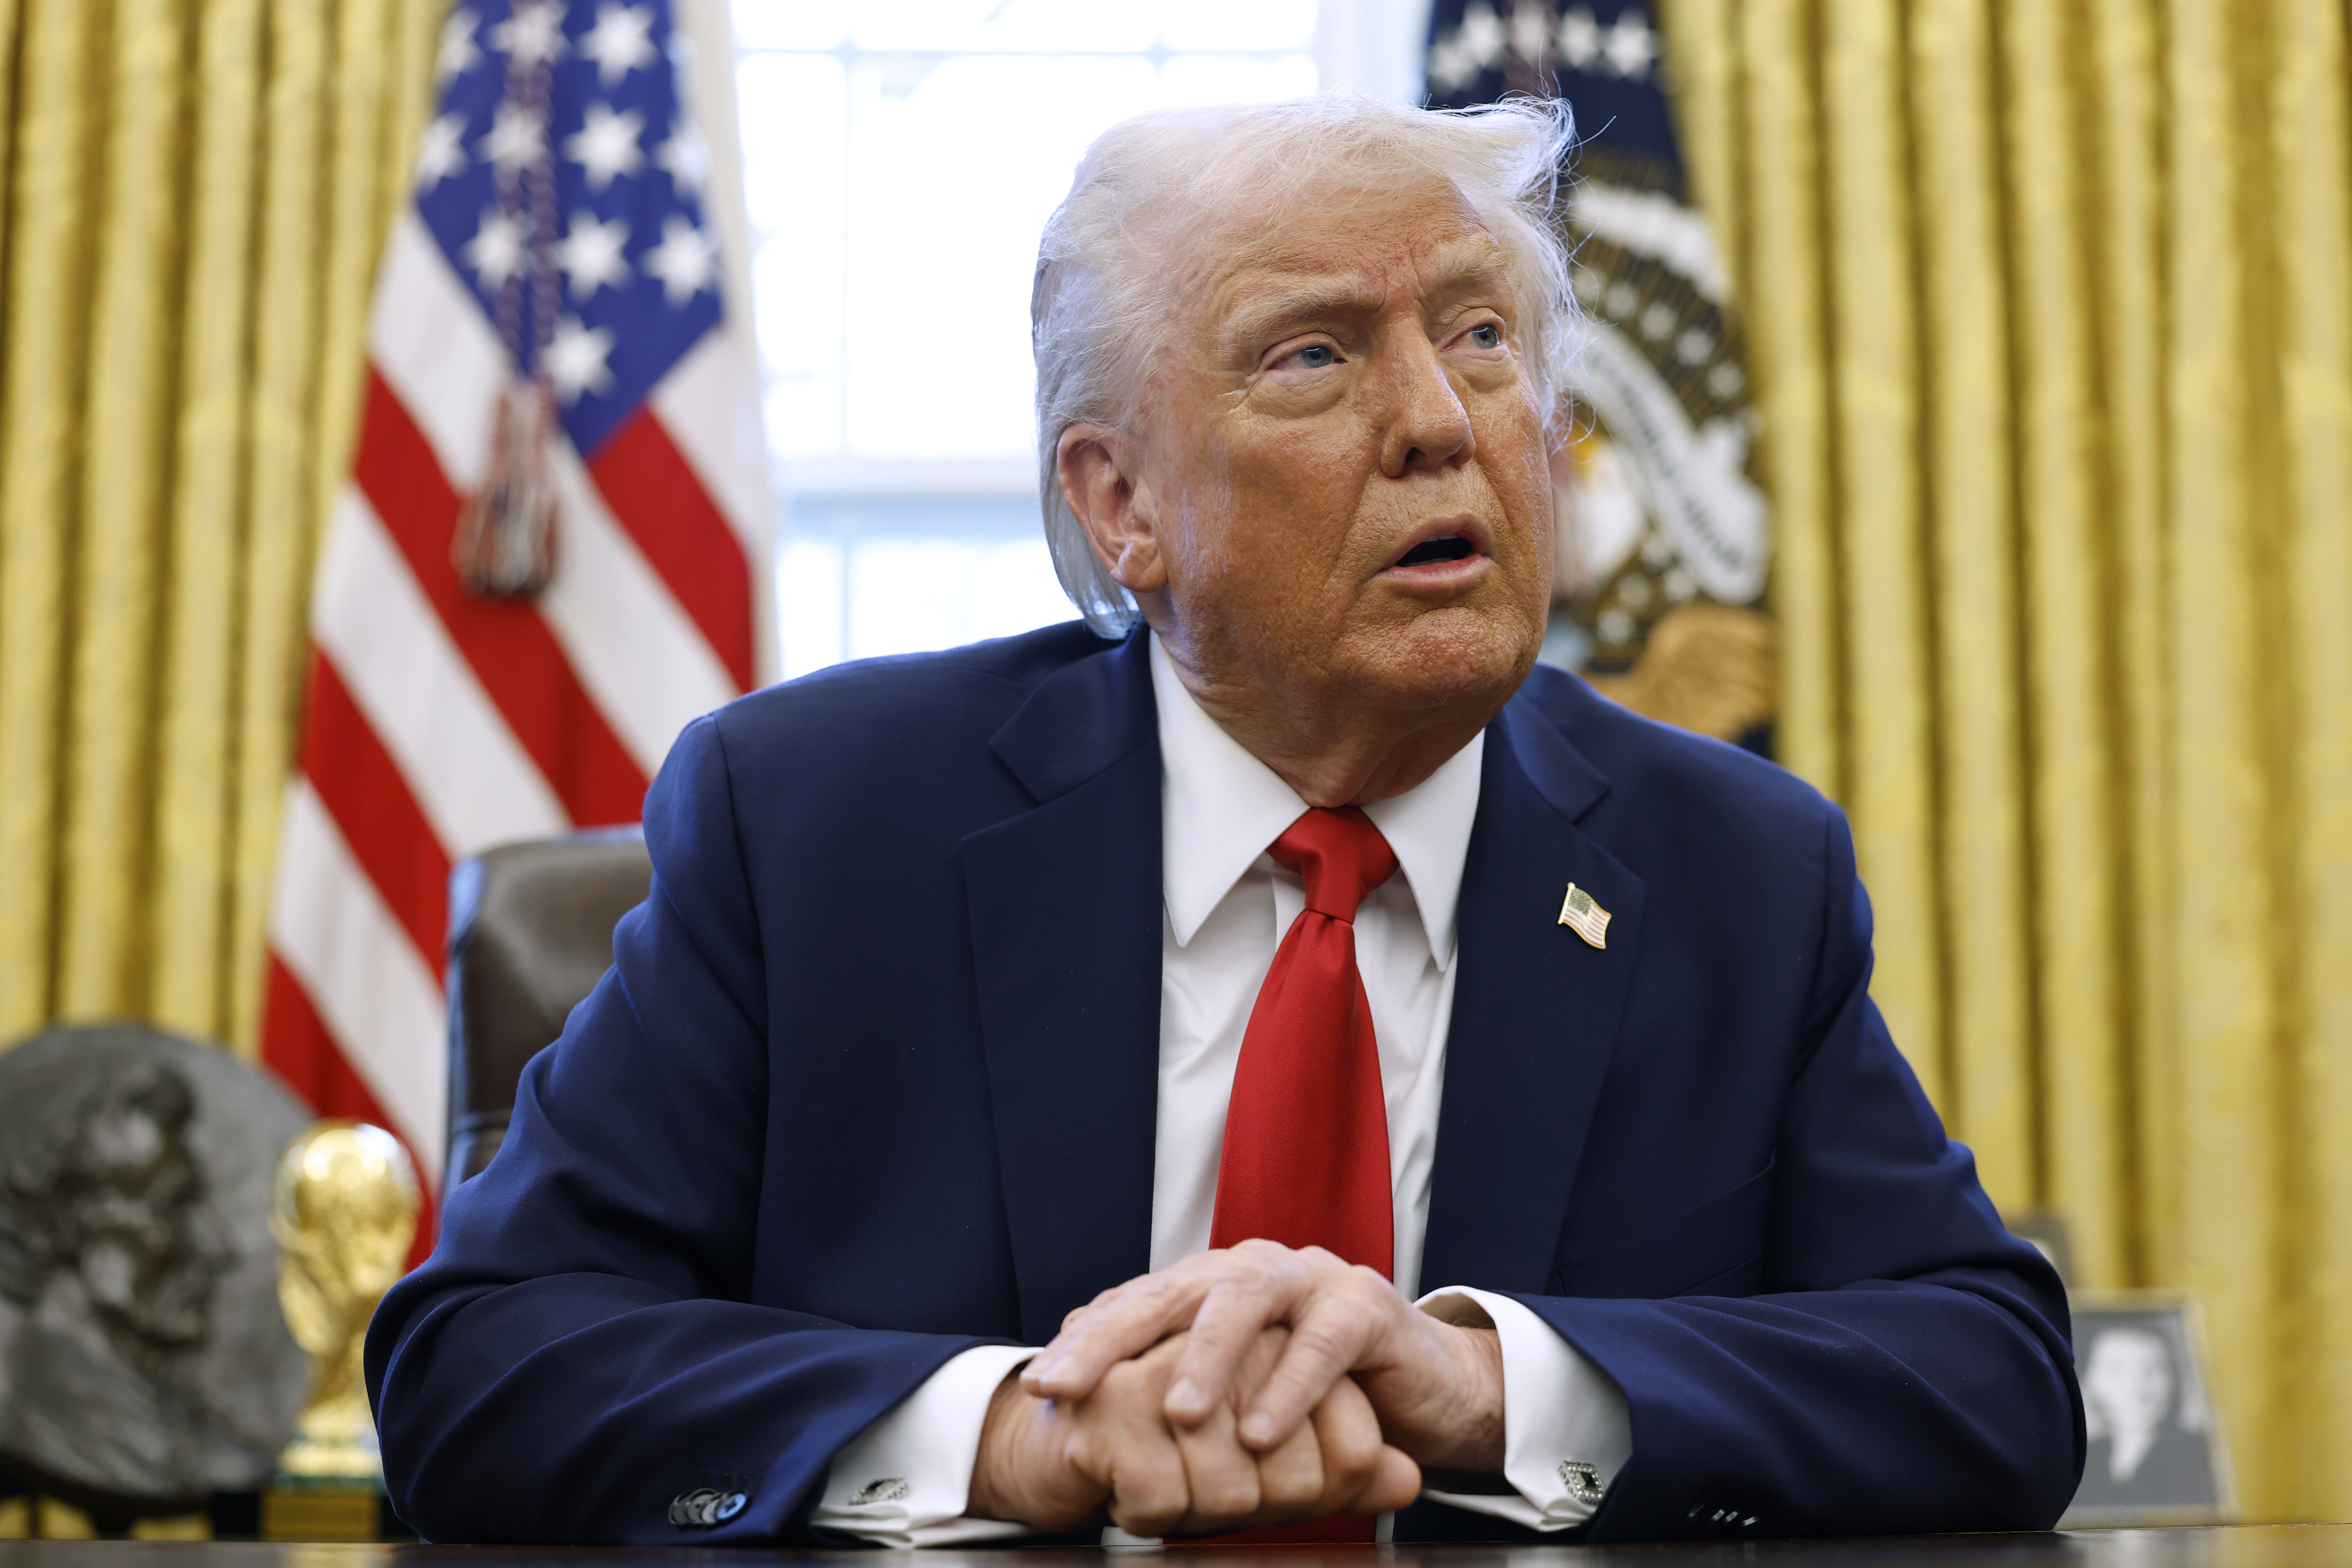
[0,1025,309,1508]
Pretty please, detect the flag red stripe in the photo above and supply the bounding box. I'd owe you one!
[587,408,754,693]
[351,368,648,827]
[298,652,453,974]
[262,956,440,1268]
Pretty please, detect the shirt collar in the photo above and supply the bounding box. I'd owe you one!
[1152,632,1484,965]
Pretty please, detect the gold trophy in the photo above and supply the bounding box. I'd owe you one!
[269,1121,419,1493]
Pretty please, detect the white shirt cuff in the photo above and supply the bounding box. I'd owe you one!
[812,1343,1040,1546]
[1412,1286,1632,1531]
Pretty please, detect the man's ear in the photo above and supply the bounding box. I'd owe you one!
[1057,424,1167,596]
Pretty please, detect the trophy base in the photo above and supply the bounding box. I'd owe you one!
[260,1486,395,1543]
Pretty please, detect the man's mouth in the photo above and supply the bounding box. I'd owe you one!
[1385,517,1491,574]
[1393,535,1477,567]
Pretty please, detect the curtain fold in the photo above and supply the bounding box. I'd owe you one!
[1664,0,2352,1523]
[0,0,440,1056]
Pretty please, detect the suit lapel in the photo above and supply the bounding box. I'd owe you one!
[1419,691,1646,1296]
[962,632,1164,1345]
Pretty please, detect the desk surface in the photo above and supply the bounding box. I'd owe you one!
[4,1528,2352,1568]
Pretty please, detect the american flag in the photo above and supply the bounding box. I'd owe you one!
[261,0,765,1233]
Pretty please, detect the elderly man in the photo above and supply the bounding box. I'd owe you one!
[366,97,2083,1546]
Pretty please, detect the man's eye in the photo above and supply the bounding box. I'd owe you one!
[1282,343,1337,370]
[1467,323,1503,348]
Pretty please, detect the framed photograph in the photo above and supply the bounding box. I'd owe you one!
[2059,1292,2238,1528]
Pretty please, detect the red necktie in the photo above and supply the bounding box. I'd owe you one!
[1200,808,1397,1546]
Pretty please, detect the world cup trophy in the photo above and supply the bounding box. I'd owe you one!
[269,1121,419,1486]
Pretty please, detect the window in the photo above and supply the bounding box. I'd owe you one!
[732,0,1426,676]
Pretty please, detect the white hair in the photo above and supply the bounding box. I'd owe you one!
[1031,94,1581,637]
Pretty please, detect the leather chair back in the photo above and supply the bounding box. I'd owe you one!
[444,828,652,1193]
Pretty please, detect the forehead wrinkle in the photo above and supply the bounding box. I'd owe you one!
[1210,236,1520,358]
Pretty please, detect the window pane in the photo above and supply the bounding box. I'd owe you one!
[848,0,1156,54]
[1158,0,1316,51]
[844,537,1071,659]
[732,0,848,50]
[738,54,844,237]
[775,536,847,678]
[1159,52,1319,107]
[841,53,1158,459]
[763,378,843,462]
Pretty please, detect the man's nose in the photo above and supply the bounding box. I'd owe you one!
[1374,330,1475,477]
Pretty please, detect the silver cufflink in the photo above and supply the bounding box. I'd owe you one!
[1559,1459,1605,1504]
[847,1477,910,1505]
[668,1489,747,1528]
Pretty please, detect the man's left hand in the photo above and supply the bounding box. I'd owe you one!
[1020,1241,1505,1474]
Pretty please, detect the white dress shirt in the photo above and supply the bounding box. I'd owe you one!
[813,634,1631,1545]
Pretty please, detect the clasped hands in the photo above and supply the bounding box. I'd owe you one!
[967,1240,1506,1537]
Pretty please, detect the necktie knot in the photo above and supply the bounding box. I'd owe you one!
[1269,807,1398,922]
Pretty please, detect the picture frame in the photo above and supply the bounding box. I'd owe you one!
[2059,1291,2239,1528]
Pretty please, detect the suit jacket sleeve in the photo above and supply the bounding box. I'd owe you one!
[1510,807,2085,1541]
[363,717,1002,1546]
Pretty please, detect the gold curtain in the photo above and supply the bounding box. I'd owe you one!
[1664,0,2352,1524]
[0,0,443,1058]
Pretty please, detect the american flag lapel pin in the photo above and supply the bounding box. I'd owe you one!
[1558,883,1610,949]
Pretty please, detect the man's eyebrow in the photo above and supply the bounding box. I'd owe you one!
[1216,245,1519,352]
[1220,280,1384,348]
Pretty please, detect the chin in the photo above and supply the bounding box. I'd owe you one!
[1348,606,1540,714]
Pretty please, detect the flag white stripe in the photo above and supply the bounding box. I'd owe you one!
[270,779,450,1181]
[369,212,503,494]
[650,325,770,553]
[543,444,739,777]
[312,488,572,855]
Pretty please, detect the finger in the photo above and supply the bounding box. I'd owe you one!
[1161,1257,1323,1426]
[1169,1400,1261,1533]
[1059,1284,1123,1334]
[1232,1287,1385,1449]
[1249,1399,1328,1520]
[1299,1373,1385,1517]
[1027,1265,1216,1401]
[1082,1383,1194,1539]
[1351,1446,1423,1517]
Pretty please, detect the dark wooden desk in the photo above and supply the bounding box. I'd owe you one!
[4,1528,2350,1568]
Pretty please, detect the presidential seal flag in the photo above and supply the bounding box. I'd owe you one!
[261,0,766,1229]
[1428,1,1775,750]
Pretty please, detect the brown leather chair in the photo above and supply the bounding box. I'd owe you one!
[443,827,652,1194]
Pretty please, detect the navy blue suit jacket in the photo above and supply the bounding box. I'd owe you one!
[365,623,2084,1544]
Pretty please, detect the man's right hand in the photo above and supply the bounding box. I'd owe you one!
[967,1327,1420,1537]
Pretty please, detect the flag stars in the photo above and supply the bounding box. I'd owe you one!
[644,215,718,305]
[580,3,658,85]
[490,0,568,67]
[1557,7,1601,68]
[416,113,468,188]
[464,210,526,288]
[1508,3,1551,64]
[566,103,645,191]
[484,102,548,173]
[655,119,710,194]
[1427,1,1505,91]
[558,211,632,297]
[1601,9,1659,78]
[437,7,482,81]
[548,316,617,403]
[1557,6,1659,79]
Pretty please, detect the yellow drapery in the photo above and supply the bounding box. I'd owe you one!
[1665,0,2352,1524]
[0,0,443,1058]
